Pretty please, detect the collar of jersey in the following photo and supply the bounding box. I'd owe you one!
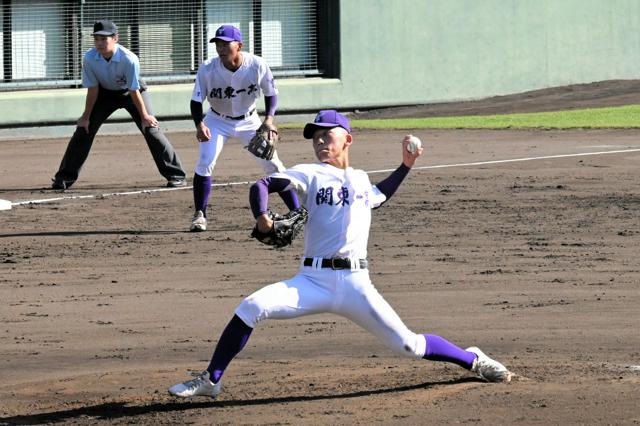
[92,44,122,62]
[319,162,353,173]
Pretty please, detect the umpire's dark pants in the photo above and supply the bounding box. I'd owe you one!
[54,87,185,187]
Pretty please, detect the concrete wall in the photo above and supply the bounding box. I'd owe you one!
[1,0,638,126]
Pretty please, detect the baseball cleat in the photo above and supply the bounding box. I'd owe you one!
[167,178,187,188]
[190,210,207,232]
[466,346,512,382]
[169,371,221,398]
[51,179,68,190]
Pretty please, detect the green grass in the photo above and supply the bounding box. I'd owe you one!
[284,104,640,130]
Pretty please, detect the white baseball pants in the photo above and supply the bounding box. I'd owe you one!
[195,112,286,177]
[235,265,427,358]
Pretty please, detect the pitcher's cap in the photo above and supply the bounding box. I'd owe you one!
[303,110,351,139]
[210,25,243,43]
[92,20,118,36]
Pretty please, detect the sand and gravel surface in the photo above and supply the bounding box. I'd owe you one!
[1,80,639,425]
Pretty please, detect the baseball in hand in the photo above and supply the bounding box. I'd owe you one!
[406,135,422,154]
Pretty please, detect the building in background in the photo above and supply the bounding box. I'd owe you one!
[1,0,638,127]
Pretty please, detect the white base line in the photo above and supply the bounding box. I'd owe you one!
[367,148,640,174]
[9,148,640,207]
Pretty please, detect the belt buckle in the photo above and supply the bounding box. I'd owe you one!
[330,258,343,270]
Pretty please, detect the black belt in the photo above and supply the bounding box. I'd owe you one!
[98,86,146,97]
[303,258,368,270]
[210,108,255,120]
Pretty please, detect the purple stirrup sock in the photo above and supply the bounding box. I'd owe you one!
[422,334,477,369]
[193,173,211,215]
[207,315,253,383]
[278,189,300,211]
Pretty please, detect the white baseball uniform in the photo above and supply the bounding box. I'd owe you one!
[235,163,428,358]
[191,52,284,177]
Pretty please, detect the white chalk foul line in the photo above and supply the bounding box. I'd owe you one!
[7,147,640,207]
[10,181,253,207]
[367,147,640,174]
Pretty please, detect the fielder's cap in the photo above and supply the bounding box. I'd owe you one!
[92,19,118,36]
[303,110,351,139]
[209,25,243,43]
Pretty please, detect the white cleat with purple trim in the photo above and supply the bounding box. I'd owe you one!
[168,371,221,398]
[467,347,512,382]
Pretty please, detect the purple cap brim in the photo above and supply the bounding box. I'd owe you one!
[303,123,344,139]
[209,36,234,43]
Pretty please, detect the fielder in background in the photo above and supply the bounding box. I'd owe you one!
[51,20,186,190]
[168,110,512,399]
[188,24,299,232]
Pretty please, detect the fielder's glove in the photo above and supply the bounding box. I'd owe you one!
[246,123,278,160]
[251,207,308,248]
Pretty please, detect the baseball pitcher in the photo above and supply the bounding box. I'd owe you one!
[169,110,512,398]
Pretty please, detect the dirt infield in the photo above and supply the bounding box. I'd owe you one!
[1,82,640,424]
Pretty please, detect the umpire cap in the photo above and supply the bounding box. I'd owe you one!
[92,20,118,36]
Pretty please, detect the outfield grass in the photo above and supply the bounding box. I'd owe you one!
[285,104,640,130]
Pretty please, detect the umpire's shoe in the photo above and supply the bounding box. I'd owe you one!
[169,371,221,398]
[467,347,512,382]
[51,178,71,190]
[167,178,187,188]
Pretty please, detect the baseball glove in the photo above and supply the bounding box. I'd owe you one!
[251,207,308,248]
[247,123,278,160]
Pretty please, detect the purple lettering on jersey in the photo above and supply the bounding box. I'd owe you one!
[247,84,258,95]
[355,190,370,207]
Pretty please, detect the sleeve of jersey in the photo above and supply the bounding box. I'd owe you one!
[126,56,141,91]
[271,165,309,194]
[258,60,278,96]
[191,68,206,102]
[81,55,97,88]
[370,186,387,209]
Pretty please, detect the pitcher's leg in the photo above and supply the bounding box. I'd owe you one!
[235,275,331,328]
[422,334,476,368]
[335,274,427,359]
[204,274,330,385]
[206,314,254,383]
[336,273,509,380]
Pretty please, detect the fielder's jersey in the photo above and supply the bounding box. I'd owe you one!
[82,44,141,91]
[191,52,277,117]
[273,163,387,259]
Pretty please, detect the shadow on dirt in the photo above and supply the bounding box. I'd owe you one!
[0,377,481,425]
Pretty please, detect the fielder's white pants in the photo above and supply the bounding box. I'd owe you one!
[194,111,286,177]
[235,265,427,359]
